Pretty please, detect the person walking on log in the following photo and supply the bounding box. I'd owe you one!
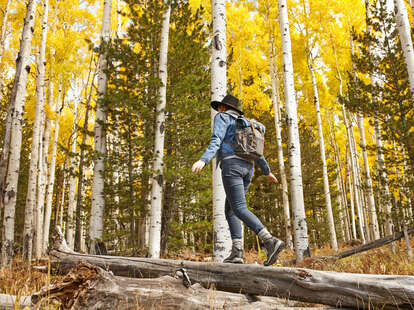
[192,94,284,266]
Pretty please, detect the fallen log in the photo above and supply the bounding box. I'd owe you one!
[49,231,414,309]
[324,229,414,261]
[31,262,304,310]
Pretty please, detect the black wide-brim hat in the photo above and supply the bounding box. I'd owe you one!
[211,94,244,115]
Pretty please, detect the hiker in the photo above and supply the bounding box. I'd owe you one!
[192,94,285,266]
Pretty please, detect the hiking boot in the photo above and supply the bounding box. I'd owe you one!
[263,237,284,266]
[223,247,244,264]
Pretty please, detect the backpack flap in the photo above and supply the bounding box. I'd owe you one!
[234,116,265,160]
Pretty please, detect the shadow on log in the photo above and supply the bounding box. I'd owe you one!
[48,227,414,310]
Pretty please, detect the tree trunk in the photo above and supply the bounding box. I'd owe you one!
[75,66,96,252]
[23,54,45,262]
[330,59,352,242]
[307,56,337,251]
[328,116,350,242]
[66,100,79,250]
[211,0,231,262]
[149,1,171,259]
[43,80,63,252]
[0,0,10,62]
[394,0,414,106]
[90,0,112,254]
[278,0,309,261]
[0,0,11,90]
[356,113,380,239]
[49,237,414,310]
[349,120,367,242]
[2,0,37,267]
[39,67,53,255]
[269,35,293,250]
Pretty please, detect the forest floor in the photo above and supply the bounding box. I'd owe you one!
[0,239,413,307]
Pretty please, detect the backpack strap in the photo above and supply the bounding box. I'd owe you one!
[222,111,239,148]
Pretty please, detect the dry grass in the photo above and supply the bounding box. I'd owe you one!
[0,259,51,297]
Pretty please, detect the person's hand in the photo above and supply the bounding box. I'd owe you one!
[192,160,206,173]
[266,172,278,184]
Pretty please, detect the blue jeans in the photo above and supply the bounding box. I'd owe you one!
[221,157,265,239]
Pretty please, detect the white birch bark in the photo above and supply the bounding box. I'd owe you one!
[356,113,379,239]
[66,100,79,249]
[59,161,67,229]
[149,1,171,259]
[307,57,337,250]
[268,39,293,250]
[0,0,10,64]
[0,0,11,90]
[3,0,37,266]
[328,116,350,242]
[348,117,366,243]
[330,38,351,242]
[341,105,363,242]
[33,0,49,259]
[211,0,231,262]
[394,0,414,106]
[43,80,62,252]
[23,54,44,261]
[39,86,52,255]
[34,111,45,258]
[347,160,357,240]
[278,0,309,261]
[89,0,112,254]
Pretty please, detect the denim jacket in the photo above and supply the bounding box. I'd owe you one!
[200,111,270,175]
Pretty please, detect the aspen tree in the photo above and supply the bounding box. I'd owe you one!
[0,0,11,90]
[278,0,309,261]
[39,77,52,254]
[356,114,379,239]
[43,80,63,252]
[268,40,293,250]
[2,3,38,265]
[90,0,112,254]
[66,99,79,250]
[363,1,394,241]
[17,1,43,261]
[260,0,293,251]
[301,0,337,251]
[328,116,351,242]
[34,104,45,258]
[349,124,367,242]
[394,0,414,106]
[352,0,380,240]
[75,58,97,252]
[346,157,357,239]
[23,54,45,261]
[149,0,171,259]
[211,0,231,262]
[330,36,352,242]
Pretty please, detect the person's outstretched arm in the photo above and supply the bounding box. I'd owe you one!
[255,156,278,184]
[192,113,229,173]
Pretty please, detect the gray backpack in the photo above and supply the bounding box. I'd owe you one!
[225,112,265,161]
